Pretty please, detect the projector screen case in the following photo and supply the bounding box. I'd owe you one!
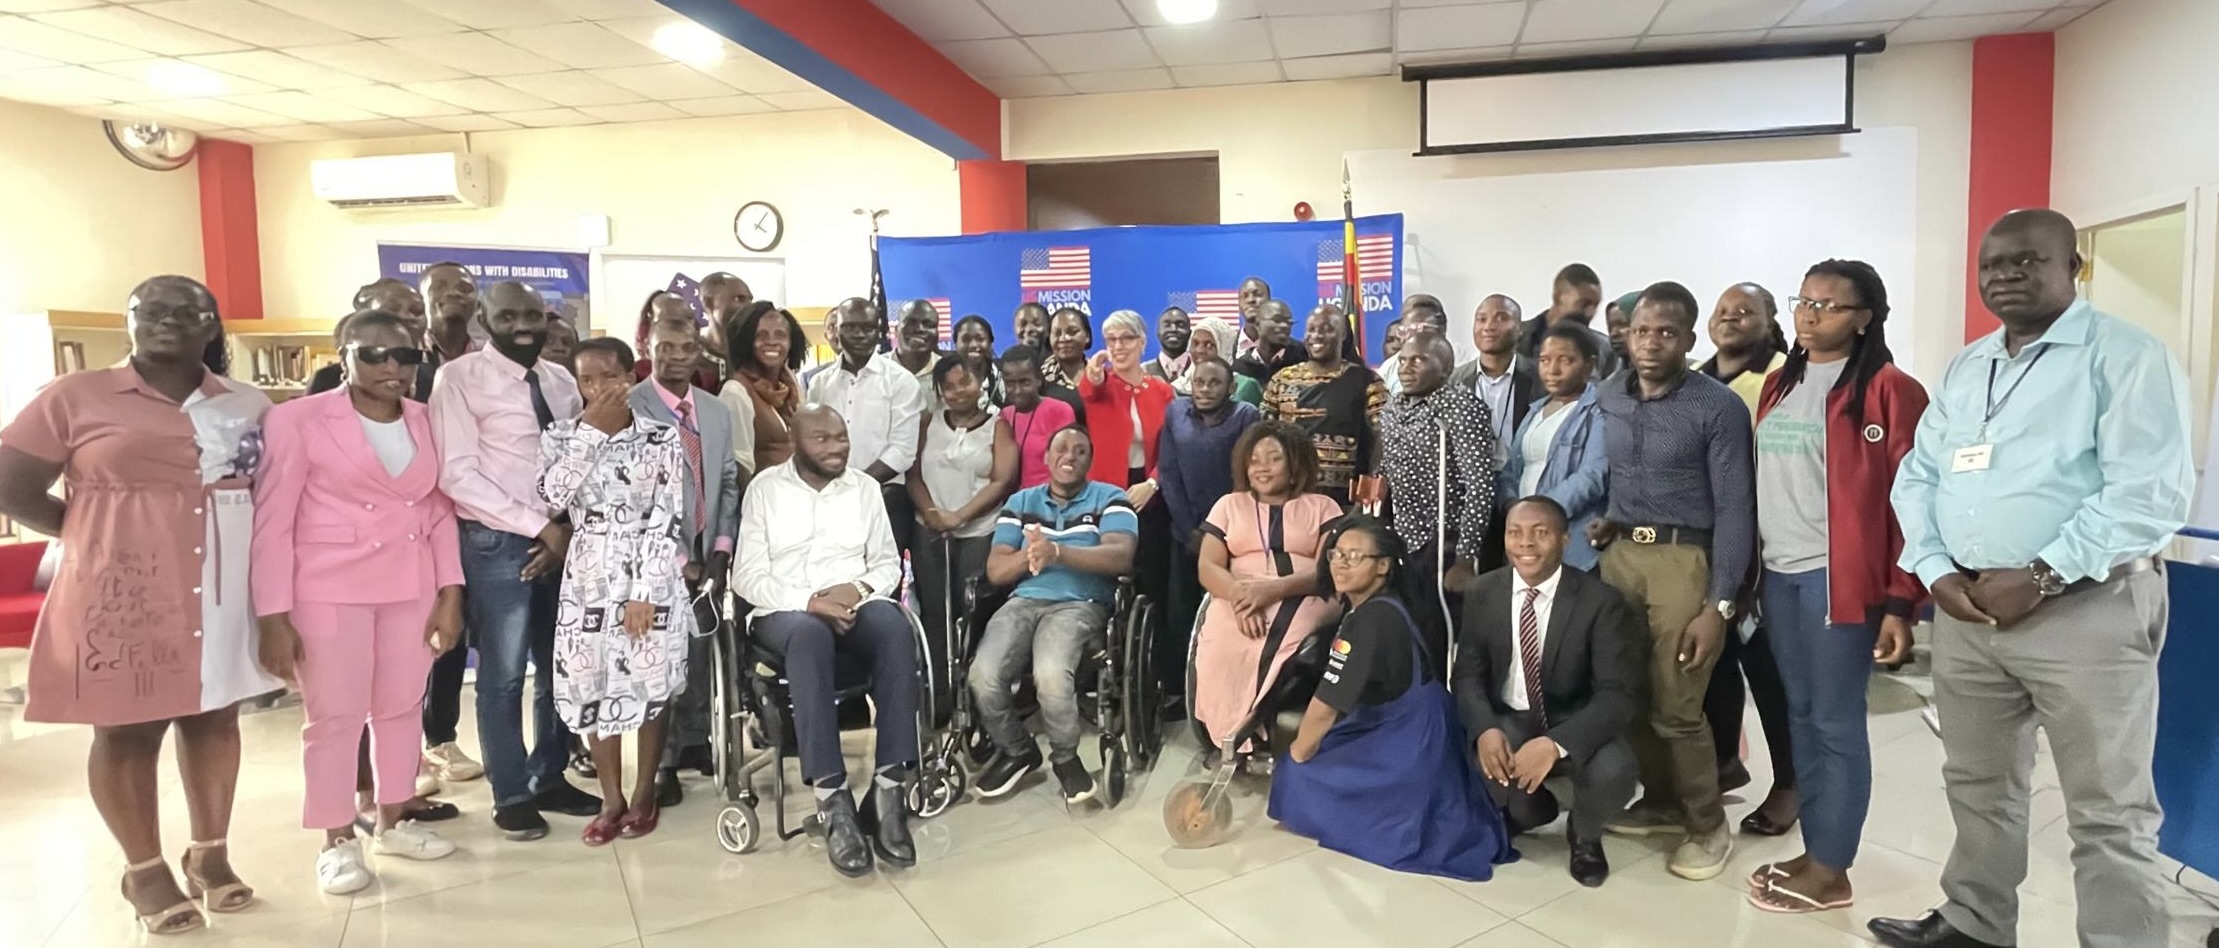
[1406,37,1886,156]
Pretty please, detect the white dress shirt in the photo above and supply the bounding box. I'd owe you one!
[1503,566,1562,712]
[805,352,924,483]
[733,460,902,619]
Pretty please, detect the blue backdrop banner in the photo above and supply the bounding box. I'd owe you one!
[376,243,592,325]
[878,215,1404,359]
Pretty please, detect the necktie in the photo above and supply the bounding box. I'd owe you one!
[674,400,706,543]
[524,368,554,431]
[1518,586,1547,718]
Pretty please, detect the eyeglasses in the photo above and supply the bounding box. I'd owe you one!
[1788,297,1868,316]
[348,344,427,366]
[1103,332,1144,346]
[1327,549,1389,565]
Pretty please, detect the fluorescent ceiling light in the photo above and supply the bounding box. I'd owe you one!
[146,60,226,97]
[653,21,726,67]
[1157,0,1217,25]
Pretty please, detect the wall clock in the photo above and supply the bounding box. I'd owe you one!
[733,201,783,253]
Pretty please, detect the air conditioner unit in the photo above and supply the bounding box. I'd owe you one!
[310,152,491,209]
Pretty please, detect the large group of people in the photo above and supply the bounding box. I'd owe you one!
[0,207,2193,948]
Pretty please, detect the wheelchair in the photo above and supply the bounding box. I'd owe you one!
[962,575,1165,807]
[1181,592,1339,763]
[706,598,967,855]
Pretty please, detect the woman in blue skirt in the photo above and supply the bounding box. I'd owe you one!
[1269,514,1513,881]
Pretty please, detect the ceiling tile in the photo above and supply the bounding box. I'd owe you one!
[1765,19,1899,39]
[693,51,813,94]
[1396,3,1528,52]
[208,128,276,143]
[1921,0,2057,15]
[1398,0,1519,6]
[0,74,106,105]
[977,0,1133,35]
[1781,0,1930,26]
[1396,44,1515,65]
[1636,29,1771,48]
[140,96,295,127]
[592,61,738,98]
[935,37,1051,77]
[1024,29,1158,70]
[1061,66,1174,93]
[402,0,573,30]
[136,0,357,47]
[1121,0,1262,26]
[0,47,53,68]
[494,106,596,127]
[494,69,644,106]
[90,57,277,95]
[0,0,104,12]
[1143,17,1273,65]
[757,88,845,110]
[251,123,345,141]
[320,117,440,136]
[539,0,668,18]
[0,15,156,62]
[1268,11,1390,58]
[7,63,171,100]
[668,94,775,117]
[1171,60,1283,86]
[2024,5,2100,30]
[575,99,681,122]
[1514,37,1639,57]
[252,0,469,38]
[291,41,468,83]
[30,6,249,55]
[182,50,373,90]
[1280,50,1391,80]
[1521,0,1664,42]
[1887,10,2042,41]
[1648,0,1801,34]
[224,89,385,122]
[412,112,521,131]
[383,33,553,77]
[401,76,558,111]
[491,21,664,69]
[976,74,1071,98]
[1255,0,1384,14]
[311,83,470,117]
[870,0,1008,41]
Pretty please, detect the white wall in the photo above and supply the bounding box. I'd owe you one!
[0,99,204,315]
[2054,0,2219,222]
[254,108,958,323]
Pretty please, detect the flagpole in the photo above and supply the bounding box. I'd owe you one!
[1341,160,1365,361]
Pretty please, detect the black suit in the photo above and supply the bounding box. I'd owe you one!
[1453,564,1640,837]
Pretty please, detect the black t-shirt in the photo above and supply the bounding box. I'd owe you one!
[1314,596,1419,713]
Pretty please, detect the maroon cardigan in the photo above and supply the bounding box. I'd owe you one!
[1756,361,1931,625]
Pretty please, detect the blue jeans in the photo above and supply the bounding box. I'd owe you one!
[1762,567,1879,869]
[460,521,571,808]
[968,596,1108,764]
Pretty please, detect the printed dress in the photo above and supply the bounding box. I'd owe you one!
[537,418,695,738]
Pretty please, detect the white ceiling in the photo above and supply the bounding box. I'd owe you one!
[0,0,836,142]
[869,0,2110,97]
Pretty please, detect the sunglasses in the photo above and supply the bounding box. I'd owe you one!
[348,344,427,366]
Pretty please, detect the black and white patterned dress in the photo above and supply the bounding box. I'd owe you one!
[537,418,695,738]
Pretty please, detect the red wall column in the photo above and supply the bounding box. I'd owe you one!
[197,139,262,320]
[959,160,1027,234]
[1964,32,2055,342]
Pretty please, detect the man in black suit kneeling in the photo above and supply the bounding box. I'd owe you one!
[1454,496,1640,888]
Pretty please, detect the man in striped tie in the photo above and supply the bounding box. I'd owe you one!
[1452,496,1640,888]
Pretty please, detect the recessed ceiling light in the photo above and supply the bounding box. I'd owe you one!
[1156,0,1217,25]
[653,21,726,67]
[146,60,226,97]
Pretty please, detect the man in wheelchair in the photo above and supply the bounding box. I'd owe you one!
[970,426,1138,805]
[732,405,918,878]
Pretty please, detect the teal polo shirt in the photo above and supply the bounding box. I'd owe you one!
[992,481,1139,604]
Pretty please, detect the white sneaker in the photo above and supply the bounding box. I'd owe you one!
[317,838,373,895]
[424,742,484,782]
[415,759,443,798]
[372,821,457,861]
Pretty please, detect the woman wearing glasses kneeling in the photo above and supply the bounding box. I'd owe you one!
[251,310,465,894]
[1269,514,1512,882]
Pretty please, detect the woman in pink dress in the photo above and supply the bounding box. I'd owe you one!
[1192,420,1343,771]
[0,276,279,935]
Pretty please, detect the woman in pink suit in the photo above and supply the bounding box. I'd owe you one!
[251,311,466,895]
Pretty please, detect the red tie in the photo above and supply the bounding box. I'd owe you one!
[675,400,706,542]
[1518,586,1546,718]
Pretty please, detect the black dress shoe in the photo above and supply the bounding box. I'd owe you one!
[857,779,915,869]
[1719,759,1752,794]
[1869,911,2012,948]
[531,780,603,817]
[655,768,684,808]
[676,743,715,778]
[1567,828,1610,888]
[818,791,874,878]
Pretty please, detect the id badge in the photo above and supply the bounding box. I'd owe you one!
[1950,444,1994,473]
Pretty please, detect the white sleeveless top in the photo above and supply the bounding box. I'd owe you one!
[918,405,1000,539]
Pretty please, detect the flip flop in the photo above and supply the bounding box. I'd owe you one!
[1748,878,1853,914]
[1747,862,1790,890]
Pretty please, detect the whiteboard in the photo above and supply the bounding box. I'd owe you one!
[591,253,787,342]
[1350,127,1921,367]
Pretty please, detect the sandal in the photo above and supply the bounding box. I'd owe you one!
[181,840,255,913]
[1747,861,1790,890]
[1747,877,1853,914]
[121,859,205,936]
[581,813,624,848]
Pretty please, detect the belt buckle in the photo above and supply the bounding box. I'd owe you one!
[1630,526,1657,545]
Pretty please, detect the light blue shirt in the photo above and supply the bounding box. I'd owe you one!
[1891,299,2193,586]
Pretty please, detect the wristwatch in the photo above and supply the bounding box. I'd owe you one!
[850,580,873,601]
[1714,599,1737,622]
[2029,560,2067,598]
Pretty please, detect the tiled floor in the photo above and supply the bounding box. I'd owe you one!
[1,657,2212,948]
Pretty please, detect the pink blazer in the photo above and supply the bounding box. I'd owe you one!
[251,390,464,615]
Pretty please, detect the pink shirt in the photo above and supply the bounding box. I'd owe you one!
[1002,396,1077,490]
[429,349,582,538]
[649,380,731,555]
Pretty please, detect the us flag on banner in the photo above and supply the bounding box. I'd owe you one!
[1165,289,1245,329]
[1019,246,1091,306]
[1315,234,1395,290]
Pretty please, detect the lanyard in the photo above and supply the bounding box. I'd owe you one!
[1980,344,2048,441]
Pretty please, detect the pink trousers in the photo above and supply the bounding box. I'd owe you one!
[294,598,437,830]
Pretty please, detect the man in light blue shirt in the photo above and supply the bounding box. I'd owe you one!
[1876,209,2192,948]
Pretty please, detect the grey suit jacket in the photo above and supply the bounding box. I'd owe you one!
[628,380,742,563]
[1447,355,1541,435]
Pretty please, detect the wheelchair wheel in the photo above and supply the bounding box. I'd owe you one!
[715,804,761,854]
[909,758,967,819]
[1130,598,1163,765]
[962,724,995,768]
[1163,779,1234,849]
[1100,734,1127,808]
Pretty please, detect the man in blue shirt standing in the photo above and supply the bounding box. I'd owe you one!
[969,426,1139,805]
[1875,209,2192,948]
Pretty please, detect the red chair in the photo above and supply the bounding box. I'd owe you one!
[0,540,48,650]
